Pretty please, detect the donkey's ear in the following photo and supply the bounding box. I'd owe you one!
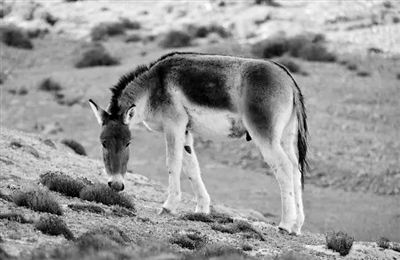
[88,99,108,125]
[122,104,136,125]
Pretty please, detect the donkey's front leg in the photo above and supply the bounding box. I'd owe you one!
[160,125,186,214]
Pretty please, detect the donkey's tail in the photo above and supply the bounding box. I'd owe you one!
[293,84,309,189]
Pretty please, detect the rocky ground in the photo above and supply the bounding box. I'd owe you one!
[1,127,400,259]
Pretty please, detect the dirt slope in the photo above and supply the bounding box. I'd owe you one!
[0,127,399,259]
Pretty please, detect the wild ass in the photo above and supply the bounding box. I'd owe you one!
[89,52,308,235]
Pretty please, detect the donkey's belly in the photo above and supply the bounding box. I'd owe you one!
[187,109,246,140]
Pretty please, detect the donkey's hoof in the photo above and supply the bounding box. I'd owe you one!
[290,225,302,236]
[278,226,291,235]
[158,207,172,215]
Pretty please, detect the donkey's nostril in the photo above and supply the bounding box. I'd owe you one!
[120,183,124,191]
[108,181,112,188]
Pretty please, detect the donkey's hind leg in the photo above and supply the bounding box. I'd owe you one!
[182,131,210,213]
[282,118,304,235]
[245,120,296,233]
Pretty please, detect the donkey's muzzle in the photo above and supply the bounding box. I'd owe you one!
[108,181,124,191]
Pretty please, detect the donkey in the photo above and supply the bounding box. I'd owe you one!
[89,52,308,235]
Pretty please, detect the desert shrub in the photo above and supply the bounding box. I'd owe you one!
[325,230,354,256]
[79,183,135,209]
[159,30,192,48]
[76,226,130,250]
[41,11,58,26]
[91,22,125,41]
[251,34,288,59]
[189,24,230,39]
[119,18,141,30]
[40,171,88,198]
[273,56,305,74]
[189,244,247,259]
[0,213,33,223]
[124,33,142,43]
[346,63,358,71]
[35,215,74,240]
[241,244,252,251]
[75,43,119,68]
[13,189,63,215]
[252,32,336,62]
[38,77,62,92]
[170,232,206,250]
[356,70,371,77]
[61,139,87,156]
[377,236,390,249]
[277,251,309,260]
[68,204,105,214]
[0,25,33,49]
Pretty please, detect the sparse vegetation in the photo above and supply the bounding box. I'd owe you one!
[112,206,136,217]
[241,244,252,251]
[68,204,105,214]
[210,220,265,241]
[13,189,63,215]
[356,70,371,77]
[79,183,135,209]
[277,251,309,260]
[61,139,87,156]
[273,56,306,75]
[40,171,88,198]
[0,213,33,223]
[159,30,192,48]
[0,25,33,49]
[38,77,62,92]
[90,19,140,41]
[76,226,130,250]
[180,212,233,224]
[170,232,206,250]
[252,32,336,62]
[377,236,390,249]
[35,215,74,240]
[325,230,354,256]
[75,43,119,68]
[124,33,142,43]
[189,24,231,39]
[0,191,13,202]
[346,63,358,71]
[190,244,248,259]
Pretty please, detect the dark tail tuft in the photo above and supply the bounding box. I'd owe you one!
[294,87,309,189]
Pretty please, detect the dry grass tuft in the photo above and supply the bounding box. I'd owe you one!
[76,226,130,250]
[79,183,135,209]
[38,77,62,92]
[252,32,335,62]
[180,212,233,224]
[377,236,390,249]
[0,212,34,223]
[61,139,87,156]
[0,25,33,49]
[211,220,265,241]
[170,232,206,250]
[40,171,88,198]
[159,30,192,48]
[325,230,354,256]
[13,189,63,215]
[273,56,307,75]
[190,244,247,259]
[35,215,74,240]
[111,206,136,217]
[68,204,105,214]
[75,43,119,68]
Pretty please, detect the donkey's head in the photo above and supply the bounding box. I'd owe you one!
[88,99,135,191]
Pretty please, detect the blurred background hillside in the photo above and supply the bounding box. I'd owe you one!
[1,0,399,242]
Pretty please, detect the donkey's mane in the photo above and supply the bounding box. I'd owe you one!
[108,52,201,116]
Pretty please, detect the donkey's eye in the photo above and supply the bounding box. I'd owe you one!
[101,141,107,148]
[126,142,131,148]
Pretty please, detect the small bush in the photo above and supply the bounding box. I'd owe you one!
[252,32,336,62]
[356,70,371,77]
[170,232,206,250]
[76,226,130,250]
[40,171,87,198]
[189,24,230,39]
[68,204,105,214]
[0,25,33,49]
[13,189,63,215]
[325,230,354,256]
[346,63,358,71]
[35,215,74,240]
[124,33,142,43]
[241,244,252,251]
[61,139,87,156]
[38,77,62,92]
[91,22,125,41]
[377,236,390,249]
[0,213,33,223]
[79,183,135,209]
[75,43,119,68]
[159,30,192,48]
[119,18,141,30]
[273,56,305,75]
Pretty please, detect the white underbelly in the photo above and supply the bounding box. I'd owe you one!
[187,109,246,140]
